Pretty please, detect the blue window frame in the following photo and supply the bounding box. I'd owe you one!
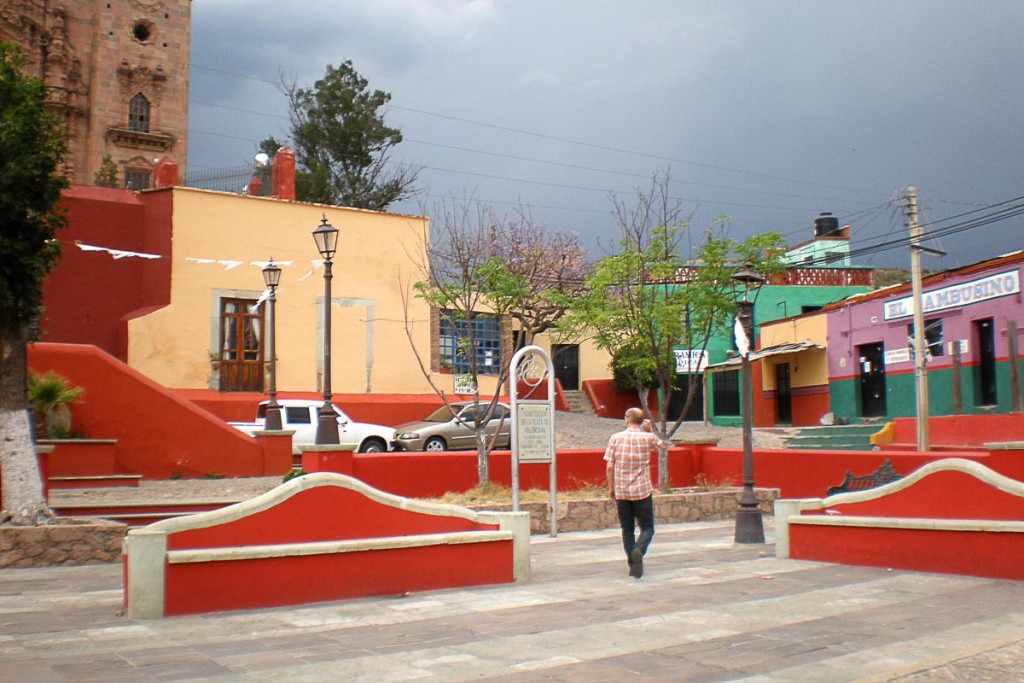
[439,310,502,375]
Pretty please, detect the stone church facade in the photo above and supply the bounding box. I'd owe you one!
[0,0,190,188]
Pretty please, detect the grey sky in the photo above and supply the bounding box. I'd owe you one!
[187,1,1024,269]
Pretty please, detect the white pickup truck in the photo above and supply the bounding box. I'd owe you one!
[230,399,395,453]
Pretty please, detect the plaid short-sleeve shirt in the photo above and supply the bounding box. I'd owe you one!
[604,425,660,500]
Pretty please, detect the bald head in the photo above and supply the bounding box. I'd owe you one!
[624,407,645,425]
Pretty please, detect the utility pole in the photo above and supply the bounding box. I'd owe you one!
[907,187,930,451]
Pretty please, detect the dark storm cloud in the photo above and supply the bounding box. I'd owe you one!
[188,1,1024,269]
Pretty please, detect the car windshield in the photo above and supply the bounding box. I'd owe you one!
[424,405,460,422]
[331,406,351,422]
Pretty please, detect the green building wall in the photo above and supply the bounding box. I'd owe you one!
[703,282,871,426]
[829,359,1024,421]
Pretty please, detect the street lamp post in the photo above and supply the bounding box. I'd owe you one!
[312,215,340,445]
[261,259,283,431]
[732,264,766,544]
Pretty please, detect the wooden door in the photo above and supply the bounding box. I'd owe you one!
[219,298,264,392]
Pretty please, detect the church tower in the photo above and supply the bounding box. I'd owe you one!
[0,1,190,188]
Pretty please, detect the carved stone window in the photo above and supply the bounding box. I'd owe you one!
[124,168,151,190]
[128,92,150,132]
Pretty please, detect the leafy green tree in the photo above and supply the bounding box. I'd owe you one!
[0,42,68,525]
[562,172,785,491]
[284,61,418,209]
[93,154,118,188]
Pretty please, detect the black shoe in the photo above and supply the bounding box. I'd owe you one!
[629,548,643,578]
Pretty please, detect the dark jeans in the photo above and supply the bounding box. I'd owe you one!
[616,495,654,562]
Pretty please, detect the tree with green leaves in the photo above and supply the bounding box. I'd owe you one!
[0,42,69,525]
[283,61,418,209]
[93,154,118,188]
[403,198,590,486]
[561,171,785,491]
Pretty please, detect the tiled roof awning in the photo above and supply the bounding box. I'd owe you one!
[705,340,825,372]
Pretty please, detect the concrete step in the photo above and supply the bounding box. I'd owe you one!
[48,474,142,489]
[51,501,230,527]
[562,390,595,415]
[786,440,878,451]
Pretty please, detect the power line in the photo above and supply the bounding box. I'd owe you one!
[799,195,1024,266]
[190,94,879,209]
[190,62,888,199]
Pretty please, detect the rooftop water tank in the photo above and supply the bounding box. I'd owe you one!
[814,212,841,237]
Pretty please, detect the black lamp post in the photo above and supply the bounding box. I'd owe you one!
[262,258,283,431]
[312,215,340,444]
[732,263,766,544]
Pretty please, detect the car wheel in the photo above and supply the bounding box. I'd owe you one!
[424,437,446,452]
[359,438,387,453]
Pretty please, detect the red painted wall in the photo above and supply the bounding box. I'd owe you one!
[27,343,290,478]
[808,468,1024,520]
[584,379,662,419]
[44,441,117,477]
[168,485,498,550]
[41,186,172,361]
[889,413,1024,448]
[164,542,513,615]
[306,446,701,499]
[700,448,994,499]
[788,462,1024,581]
[155,478,513,615]
[179,390,451,427]
[791,387,831,427]
[789,525,1024,581]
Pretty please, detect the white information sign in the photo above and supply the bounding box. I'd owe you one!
[674,349,708,373]
[948,339,969,355]
[516,402,553,462]
[454,374,477,394]
[884,348,911,365]
[883,269,1020,320]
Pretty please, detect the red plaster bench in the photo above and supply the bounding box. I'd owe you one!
[775,458,1024,581]
[124,473,531,618]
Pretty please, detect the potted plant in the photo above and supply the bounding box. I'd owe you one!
[27,370,84,438]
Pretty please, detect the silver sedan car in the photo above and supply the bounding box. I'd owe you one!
[392,401,511,452]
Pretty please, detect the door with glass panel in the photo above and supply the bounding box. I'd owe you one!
[219,298,264,392]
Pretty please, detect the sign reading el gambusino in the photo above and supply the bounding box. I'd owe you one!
[883,269,1020,321]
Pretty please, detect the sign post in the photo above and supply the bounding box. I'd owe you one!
[510,345,557,536]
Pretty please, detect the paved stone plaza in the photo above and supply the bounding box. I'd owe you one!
[2,520,1023,682]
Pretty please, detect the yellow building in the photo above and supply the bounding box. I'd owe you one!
[46,184,522,398]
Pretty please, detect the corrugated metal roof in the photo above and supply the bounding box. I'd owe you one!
[705,340,825,370]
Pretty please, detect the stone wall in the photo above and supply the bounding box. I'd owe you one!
[473,488,778,535]
[0,518,127,569]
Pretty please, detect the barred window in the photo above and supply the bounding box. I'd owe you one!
[128,93,150,132]
[439,310,502,375]
[124,168,151,190]
[713,370,740,416]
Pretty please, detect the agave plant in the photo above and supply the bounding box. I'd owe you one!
[27,371,84,438]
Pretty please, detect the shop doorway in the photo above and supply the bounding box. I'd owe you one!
[975,318,997,406]
[858,342,886,418]
[775,363,792,424]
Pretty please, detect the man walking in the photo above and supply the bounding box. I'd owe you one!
[604,407,662,578]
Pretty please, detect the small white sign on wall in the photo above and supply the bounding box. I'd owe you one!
[884,348,912,365]
[454,374,477,394]
[948,339,969,355]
